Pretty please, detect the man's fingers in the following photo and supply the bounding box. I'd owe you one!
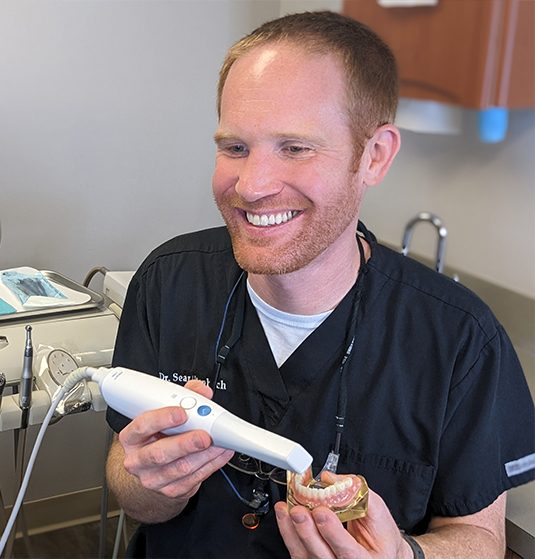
[184,379,214,399]
[119,406,189,447]
[274,487,408,559]
[347,489,404,554]
[276,501,371,559]
[150,445,233,487]
[276,502,340,559]
[311,507,368,558]
[274,502,312,559]
[143,446,233,495]
[131,429,213,469]
[288,506,339,559]
[123,429,222,489]
[157,447,234,499]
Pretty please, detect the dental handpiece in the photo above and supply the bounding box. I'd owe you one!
[0,372,6,411]
[19,326,33,428]
[90,367,313,474]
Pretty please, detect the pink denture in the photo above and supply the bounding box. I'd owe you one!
[289,470,362,508]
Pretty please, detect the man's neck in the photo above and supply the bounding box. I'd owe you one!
[247,234,369,315]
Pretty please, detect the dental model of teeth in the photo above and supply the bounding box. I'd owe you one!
[287,468,369,523]
[246,211,298,227]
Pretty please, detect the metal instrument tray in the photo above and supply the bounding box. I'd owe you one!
[0,270,105,323]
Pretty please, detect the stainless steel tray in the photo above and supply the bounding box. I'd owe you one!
[0,270,105,323]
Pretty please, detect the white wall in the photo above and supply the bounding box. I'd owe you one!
[0,0,283,505]
[0,0,279,285]
[360,109,535,297]
[280,0,343,15]
[1,0,532,298]
[284,0,535,298]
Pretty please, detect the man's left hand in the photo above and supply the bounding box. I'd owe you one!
[274,489,412,559]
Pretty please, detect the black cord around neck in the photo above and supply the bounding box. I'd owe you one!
[213,271,245,388]
[213,233,367,456]
[333,233,366,455]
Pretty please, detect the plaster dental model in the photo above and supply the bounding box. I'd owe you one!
[287,468,369,522]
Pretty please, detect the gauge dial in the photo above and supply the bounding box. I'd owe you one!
[47,349,78,386]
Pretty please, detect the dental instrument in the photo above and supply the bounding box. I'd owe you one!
[0,365,313,556]
[94,367,312,473]
[0,266,132,559]
[0,373,6,532]
[4,328,36,559]
[0,373,6,411]
[18,326,33,429]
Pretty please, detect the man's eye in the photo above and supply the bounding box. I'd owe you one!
[217,142,248,156]
[283,145,312,156]
[230,145,248,154]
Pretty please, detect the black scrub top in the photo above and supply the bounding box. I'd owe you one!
[107,226,535,559]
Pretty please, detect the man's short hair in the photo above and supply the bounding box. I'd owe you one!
[217,11,398,160]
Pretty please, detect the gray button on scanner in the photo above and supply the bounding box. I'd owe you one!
[180,396,197,410]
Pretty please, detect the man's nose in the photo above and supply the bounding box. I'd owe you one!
[234,152,283,203]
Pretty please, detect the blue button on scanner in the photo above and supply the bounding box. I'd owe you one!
[197,405,212,416]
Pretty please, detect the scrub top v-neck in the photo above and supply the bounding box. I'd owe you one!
[107,225,535,559]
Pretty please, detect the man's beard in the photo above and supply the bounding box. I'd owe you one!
[216,190,362,276]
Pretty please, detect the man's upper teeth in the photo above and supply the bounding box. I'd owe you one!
[246,211,297,227]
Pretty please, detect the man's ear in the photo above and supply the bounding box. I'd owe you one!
[361,124,401,187]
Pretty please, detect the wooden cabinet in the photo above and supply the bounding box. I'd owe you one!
[343,0,535,109]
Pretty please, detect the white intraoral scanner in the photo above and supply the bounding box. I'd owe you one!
[0,267,312,556]
[0,362,312,555]
[91,366,312,473]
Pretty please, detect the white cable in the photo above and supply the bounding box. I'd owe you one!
[0,367,99,557]
[112,509,125,559]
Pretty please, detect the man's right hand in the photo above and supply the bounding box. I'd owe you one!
[107,380,234,523]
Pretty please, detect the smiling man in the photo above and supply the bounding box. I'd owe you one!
[213,44,367,275]
[105,11,535,559]
[212,42,379,316]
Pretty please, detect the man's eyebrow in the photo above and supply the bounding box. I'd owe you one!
[214,131,324,145]
[277,133,323,144]
[213,132,239,143]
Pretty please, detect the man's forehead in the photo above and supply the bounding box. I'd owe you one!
[223,44,346,104]
[247,47,279,79]
[219,44,350,131]
[229,42,342,81]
